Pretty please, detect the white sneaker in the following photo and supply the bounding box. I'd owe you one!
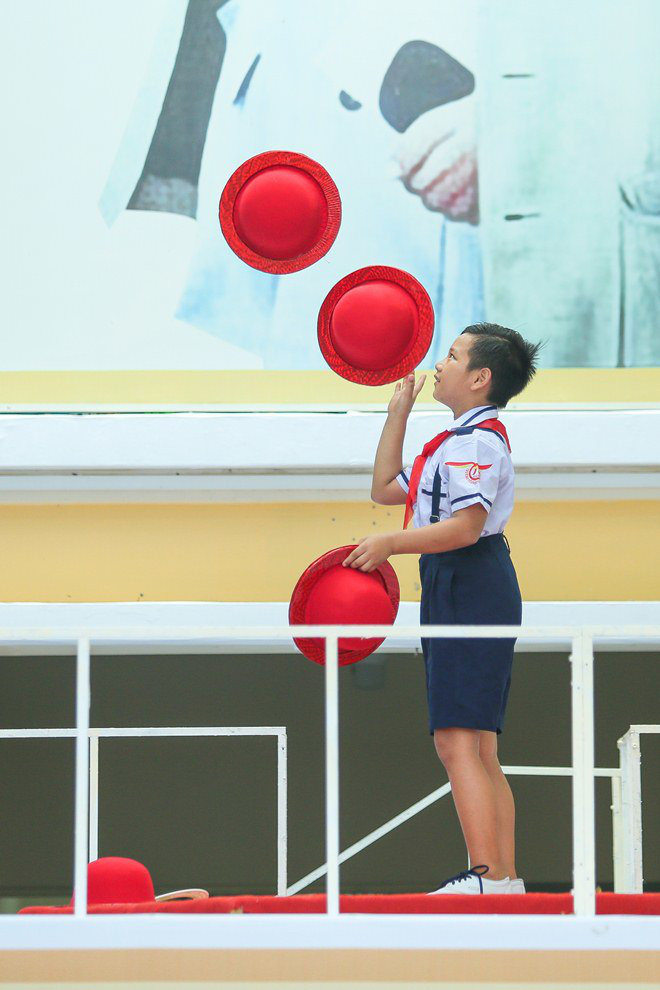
[427,865,511,895]
[508,877,526,893]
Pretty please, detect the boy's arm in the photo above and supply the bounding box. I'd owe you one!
[370,415,408,504]
[343,504,486,571]
[371,374,426,503]
[390,504,487,554]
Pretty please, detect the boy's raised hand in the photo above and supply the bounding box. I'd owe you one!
[387,373,426,420]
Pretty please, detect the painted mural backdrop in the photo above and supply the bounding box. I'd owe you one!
[2,0,659,374]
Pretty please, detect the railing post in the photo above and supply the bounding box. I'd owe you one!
[618,728,643,893]
[277,730,288,897]
[325,635,340,917]
[88,731,100,863]
[73,638,91,917]
[570,630,596,915]
[611,771,624,893]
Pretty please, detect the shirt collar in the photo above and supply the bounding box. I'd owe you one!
[450,404,499,432]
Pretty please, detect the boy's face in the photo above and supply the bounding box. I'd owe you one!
[433,333,491,409]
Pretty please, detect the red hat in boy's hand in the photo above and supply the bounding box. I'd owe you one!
[317,265,434,385]
[219,151,341,273]
[289,546,400,665]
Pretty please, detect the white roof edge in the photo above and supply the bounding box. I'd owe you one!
[0,410,659,471]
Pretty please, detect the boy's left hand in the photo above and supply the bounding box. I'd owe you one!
[342,534,395,572]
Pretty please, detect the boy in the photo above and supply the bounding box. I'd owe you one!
[342,322,543,894]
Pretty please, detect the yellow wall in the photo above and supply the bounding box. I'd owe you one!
[0,367,658,404]
[0,499,658,601]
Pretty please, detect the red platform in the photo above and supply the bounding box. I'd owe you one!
[19,892,660,915]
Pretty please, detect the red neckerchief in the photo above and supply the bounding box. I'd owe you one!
[403,419,511,529]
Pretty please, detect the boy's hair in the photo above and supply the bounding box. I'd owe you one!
[460,322,546,408]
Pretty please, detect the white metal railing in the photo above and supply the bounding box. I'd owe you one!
[6,730,638,900]
[617,725,660,893]
[0,726,288,897]
[1,623,659,918]
[286,764,623,897]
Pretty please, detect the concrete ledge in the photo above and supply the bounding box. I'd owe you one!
[0,602,657,654]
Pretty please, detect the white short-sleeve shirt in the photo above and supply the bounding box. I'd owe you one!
[395,405,514,536]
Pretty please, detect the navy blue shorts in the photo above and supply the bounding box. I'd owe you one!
[419,532,522,736]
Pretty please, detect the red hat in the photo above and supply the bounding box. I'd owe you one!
[69,857,209,908]
[317,265,434,385]
[219,151,341,273]
[289,546,400,665]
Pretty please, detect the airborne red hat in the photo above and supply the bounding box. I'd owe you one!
[317,265,434,385]
[289,545,400,666]
[219,150,341,274]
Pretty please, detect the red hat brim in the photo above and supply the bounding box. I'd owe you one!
[317,266,434,385]
[289,545,400,666]
[219,151,341,274]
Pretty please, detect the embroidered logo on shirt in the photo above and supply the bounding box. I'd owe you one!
[446,461,492,483]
